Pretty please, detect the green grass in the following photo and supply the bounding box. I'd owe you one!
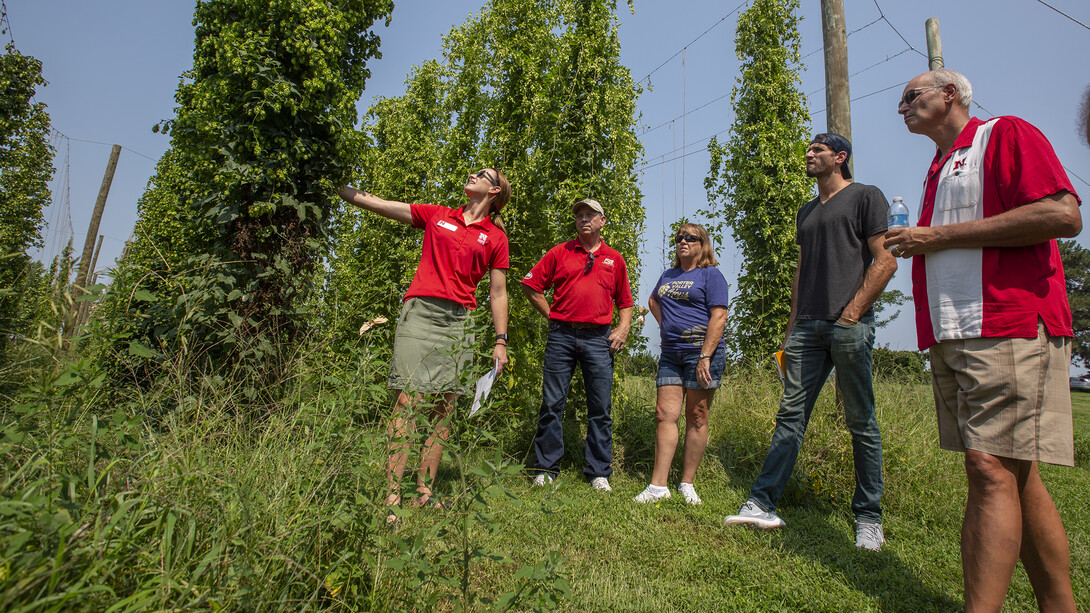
[470,374,1088,612]
[1070,388,1090,433]
[2,351,1087,611]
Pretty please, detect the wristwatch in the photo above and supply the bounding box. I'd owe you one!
[698,353,711,361]
[495,333,509,342]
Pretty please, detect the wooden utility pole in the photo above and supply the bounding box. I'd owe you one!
[75,144,121,291]
[821,0,852,176]
[926,18,943,70]
[821,0,853,414]
[87,234,104,285]
[68,144,120,336]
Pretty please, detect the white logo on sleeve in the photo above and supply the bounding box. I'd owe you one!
[524,272,533,280]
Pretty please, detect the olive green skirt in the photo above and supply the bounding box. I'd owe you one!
[388,296,475,395]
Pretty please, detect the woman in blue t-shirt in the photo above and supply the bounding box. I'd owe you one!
[633,223,728,505]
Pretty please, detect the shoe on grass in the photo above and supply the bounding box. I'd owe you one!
[723,500,786,530]
[854,521,885,551]
[590,476,612,492]
[532,473,554,487]
[633,484,670,503]
[677,482,702,505]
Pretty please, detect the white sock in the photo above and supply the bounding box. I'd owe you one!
[646,484,669,495]
[679,482,695,489]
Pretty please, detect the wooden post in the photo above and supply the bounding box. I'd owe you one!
[822,0,852,414]
[821,0,852,177]
[926,18,943,71]
[68,144,120,336]
[88,234,104,283]
[75,145,120,292]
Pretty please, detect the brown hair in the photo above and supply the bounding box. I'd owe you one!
[486,167,511,233]
[671,223,719,269]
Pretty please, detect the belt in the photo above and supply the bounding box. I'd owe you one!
[556,320,607,330]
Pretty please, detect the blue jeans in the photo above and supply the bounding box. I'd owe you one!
[533,321,615,478]
[749,317,884,522]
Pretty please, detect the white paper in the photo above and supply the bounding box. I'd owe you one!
[469,361,499,417]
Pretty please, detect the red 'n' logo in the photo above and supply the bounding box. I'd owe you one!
[952,160,966,171]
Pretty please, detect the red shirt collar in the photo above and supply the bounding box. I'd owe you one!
[927,116,984,181]
[455,206,496,231]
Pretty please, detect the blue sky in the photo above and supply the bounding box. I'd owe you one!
[8,0,1090,352]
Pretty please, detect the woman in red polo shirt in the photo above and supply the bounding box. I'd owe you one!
[338,168,510,515]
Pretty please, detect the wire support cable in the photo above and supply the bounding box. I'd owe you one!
[1035,0,1090,31]
[638,92,732,138]
[802,13,883,60]
[0,1,14,46]
[634,0,747,86]
[807,47,914,98]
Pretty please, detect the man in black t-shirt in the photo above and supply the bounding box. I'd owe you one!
[725,133,898,552]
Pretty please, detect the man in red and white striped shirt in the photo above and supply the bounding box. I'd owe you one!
[888,69,1081,613]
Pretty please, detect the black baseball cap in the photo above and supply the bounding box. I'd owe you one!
[811,133,852,179]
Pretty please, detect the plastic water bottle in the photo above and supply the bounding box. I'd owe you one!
[887,196,909,253]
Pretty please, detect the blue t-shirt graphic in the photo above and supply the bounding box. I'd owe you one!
[654,266,729,353]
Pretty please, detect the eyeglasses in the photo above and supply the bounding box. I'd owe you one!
[899,86,942,108]
[675,234,701,244]
[583,253,596,275]
[475,169,499,186]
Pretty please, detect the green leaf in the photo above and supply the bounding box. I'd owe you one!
[128,341,157,358]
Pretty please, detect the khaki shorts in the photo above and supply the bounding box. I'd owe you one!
[929,321,1074,466]
[388,296,474,395]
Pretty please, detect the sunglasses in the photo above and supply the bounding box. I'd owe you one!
[675,234,701,244]
[475,169,499,186]
[583,253,596,275]
[899,86,942,108]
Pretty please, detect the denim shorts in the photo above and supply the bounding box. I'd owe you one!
[656,349,726,389]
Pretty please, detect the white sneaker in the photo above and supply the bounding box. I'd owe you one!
[854,521,885,551]
[723,500,786,530]
[532,473,554,487]
[633,484,670,503]
[677,482,702,505]
[590,477,612,492]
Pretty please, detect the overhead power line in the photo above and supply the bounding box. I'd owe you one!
[1035,0,1090,31]
[52,129,158,163]
[0,1,14,46]
[638,91,732,137]
[802,13,883,59]
[634,0,747,86]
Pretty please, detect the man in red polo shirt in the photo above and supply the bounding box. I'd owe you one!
[522,198,634,491]
[887,69,1081,612]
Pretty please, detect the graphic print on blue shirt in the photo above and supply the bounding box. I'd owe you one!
[655,266,729,353]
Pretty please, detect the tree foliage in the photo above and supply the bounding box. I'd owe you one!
[1060,239,1090,367]
[704,0,811,362]
[0,44,54,355]
[108,0,393,394]
[326,0,645,410]
[872,289,908,329]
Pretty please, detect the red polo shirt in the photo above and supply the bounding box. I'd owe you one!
[404,203,509,309]
[522,239,634,325]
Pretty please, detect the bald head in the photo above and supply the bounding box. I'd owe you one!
[1082,85,1090,149]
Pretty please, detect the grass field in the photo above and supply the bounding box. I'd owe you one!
[2,360,1087,611]
[384,373,1090,612]
[1070,387,1090,433]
